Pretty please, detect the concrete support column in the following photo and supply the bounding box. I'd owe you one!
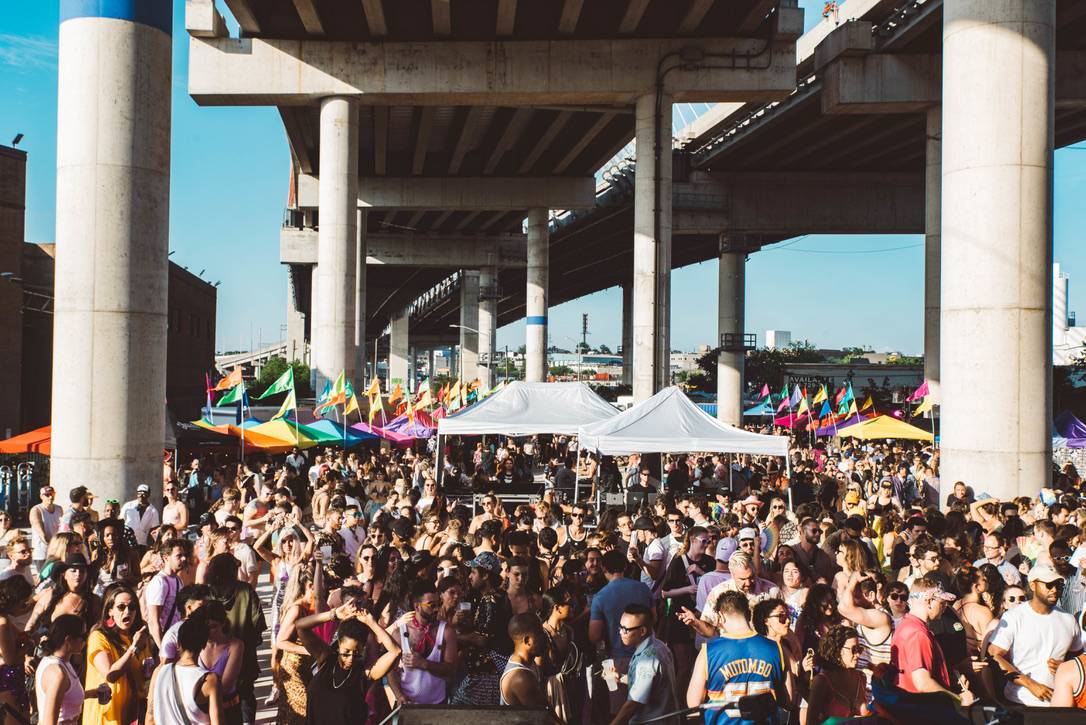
[633,92,672,401]
[941,0,1054,499]
[460,270,481,383]
[311,97,358,393]
[408,346,417,393]
[286,266,309,365]
[51,1,173,503]
[354,210,367,387]
[389,308,409,390]
[717,240,747,427]
[428,349,436,380]
[924,106,941,399]
[621,282,633,386]
[525,209,549,382]
[478,266,497,390]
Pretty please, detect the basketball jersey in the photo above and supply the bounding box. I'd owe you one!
[1072,653,1086,709]
[703,633,784,725]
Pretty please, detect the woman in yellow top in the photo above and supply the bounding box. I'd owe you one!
[83,585,153,725]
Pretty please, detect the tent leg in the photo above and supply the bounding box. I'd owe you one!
[436,434,443,489]
[785,455,793,511]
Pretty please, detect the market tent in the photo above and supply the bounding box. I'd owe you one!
[350,422,415,447]
[233,421,316,453]
[437,381,618,437]
[383,411,437,438]
[836,415,934,441]
[578,387,789,457]
[0,425,51,455]
[1055,410,1086,439]
[814,413,871,438]
[290,419,377,447]
[744,401,774,416]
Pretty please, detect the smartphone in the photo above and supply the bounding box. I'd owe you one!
[458,601,472,612]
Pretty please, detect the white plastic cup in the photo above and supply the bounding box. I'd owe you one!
[320,545,332,558]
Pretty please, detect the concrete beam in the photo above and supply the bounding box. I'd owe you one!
[674,171,923,235]
[222,0,261,35]
[295,174,595,209]
[812,21,873,72]
[823,51,1086,113]
[188,36,800,106]
[822,54,940,114]
[618,0,651,34]
[185,0,227,38]
[281,228,528,267]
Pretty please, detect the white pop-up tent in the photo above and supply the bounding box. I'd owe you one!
[577,386,789,456]
[578,386,793,506]
[438,381,618,437]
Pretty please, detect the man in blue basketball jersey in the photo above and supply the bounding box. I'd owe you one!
[686,591,788,725]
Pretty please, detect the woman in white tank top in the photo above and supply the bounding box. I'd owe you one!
[149,617,222,725]
[36,614,110,725]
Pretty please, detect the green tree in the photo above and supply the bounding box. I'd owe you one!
[253,356,313,398]
[685,340,825,394]
[549,365,575,377]
[596,344,612,355]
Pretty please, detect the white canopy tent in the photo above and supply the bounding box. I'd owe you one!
[578,387,789,456]
[437,381,618,437]
[578,386,792,505]
[436,381,619,494]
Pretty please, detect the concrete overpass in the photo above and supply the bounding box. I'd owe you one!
[48,0,1082,503]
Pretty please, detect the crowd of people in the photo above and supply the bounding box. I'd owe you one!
[0,428,1084,725]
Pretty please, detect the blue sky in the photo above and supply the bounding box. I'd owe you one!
[3,1,1085,356]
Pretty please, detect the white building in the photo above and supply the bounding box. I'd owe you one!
[1054,263,1086,365]
[766,330,791,349]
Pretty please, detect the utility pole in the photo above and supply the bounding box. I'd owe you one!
[581,313,589,350]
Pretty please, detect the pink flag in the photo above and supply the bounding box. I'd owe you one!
[907,380,929,402]
[759,383,770,399]
[776,397,789,413]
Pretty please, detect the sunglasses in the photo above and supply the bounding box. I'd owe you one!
[618,624,644,634]
[887,593,907,602]
[1005,595,1026,603]
[570,513,584,518]
[337,650,361,659]
[1038,580,1065,590]
[772,612,790,622]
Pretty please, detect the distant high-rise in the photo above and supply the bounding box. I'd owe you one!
[765,330,791,350]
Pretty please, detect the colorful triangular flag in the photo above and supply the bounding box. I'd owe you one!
[272,389,297,420]
[812,385,827,405]
[213,368,242,391]
[254,367,293,399]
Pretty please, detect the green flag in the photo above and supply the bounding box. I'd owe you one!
[218,382,245,405]
[255,368,294,399]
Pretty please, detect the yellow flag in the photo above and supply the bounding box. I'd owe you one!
[365,377,380,399]
[414,388,432,410]
[860,395,874,412]
[447,380,460,403]
[368,395,385,424]
[389,384,403,405]
[797,397,809,415]
[345,394,360,416]
[271,389,296,420]
[914,396,934,416]
[848,400,858,416]
[812,385,827,405]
